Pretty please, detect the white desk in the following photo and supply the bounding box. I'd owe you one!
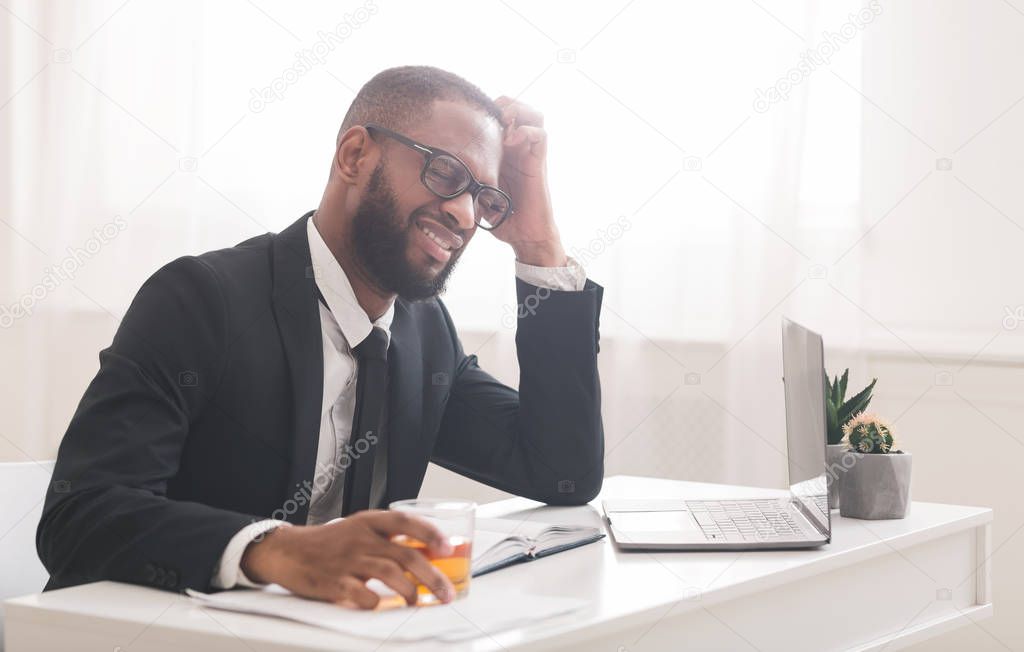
[4,475,992,651]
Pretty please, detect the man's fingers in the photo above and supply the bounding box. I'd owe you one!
[334,576,381,610]
[505,124,547,159]
[328,512,455,604]
[380,540,455,603]
[358,557,419,606]
[363,511,452,555]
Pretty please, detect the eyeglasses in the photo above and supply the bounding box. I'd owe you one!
[364,124,513,231]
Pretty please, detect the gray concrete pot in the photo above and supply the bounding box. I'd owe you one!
[825,444,848,509]
[839,452,912,520]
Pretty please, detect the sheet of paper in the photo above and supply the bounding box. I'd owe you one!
[188,581,586,642]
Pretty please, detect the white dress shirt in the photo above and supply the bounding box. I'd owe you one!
[211,215,586,588]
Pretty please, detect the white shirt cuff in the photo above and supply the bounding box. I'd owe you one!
[211,519,290,589]
[514,256,586,291]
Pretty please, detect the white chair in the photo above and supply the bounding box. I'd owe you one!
[0,461,55,650]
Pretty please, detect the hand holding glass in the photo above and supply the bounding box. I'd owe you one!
[389,499,475,605]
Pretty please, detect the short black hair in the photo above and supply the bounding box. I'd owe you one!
[338,66,503,142]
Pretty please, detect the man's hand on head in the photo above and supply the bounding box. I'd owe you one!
[491,96,568,268]
[240,510,455,609]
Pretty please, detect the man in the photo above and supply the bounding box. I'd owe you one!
[37,66,604,609]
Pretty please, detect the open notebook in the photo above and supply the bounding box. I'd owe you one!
[471,516,605,576]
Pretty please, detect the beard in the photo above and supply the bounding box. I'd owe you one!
[350,163,462,301]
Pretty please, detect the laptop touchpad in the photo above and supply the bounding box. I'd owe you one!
[610,510,701,533]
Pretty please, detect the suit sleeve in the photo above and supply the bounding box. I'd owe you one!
[430,278,604,505]
[36,256,257,593]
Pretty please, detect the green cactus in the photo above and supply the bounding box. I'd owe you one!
[824,370,877,445]
[843,413,896,454]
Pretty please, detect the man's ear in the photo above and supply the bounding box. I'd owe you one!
[334,126,375,185]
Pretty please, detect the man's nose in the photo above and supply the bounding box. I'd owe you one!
[439,191,477,233]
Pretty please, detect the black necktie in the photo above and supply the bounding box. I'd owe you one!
[341,326,389,515]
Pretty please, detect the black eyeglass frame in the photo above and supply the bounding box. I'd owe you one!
[363,123,514,230]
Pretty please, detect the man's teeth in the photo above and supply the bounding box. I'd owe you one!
[418,224,453,251]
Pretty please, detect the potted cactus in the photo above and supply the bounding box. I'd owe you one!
[824,370,877,509]
[838,413,912,519]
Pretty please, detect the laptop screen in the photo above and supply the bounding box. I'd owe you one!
[781,318,831,536]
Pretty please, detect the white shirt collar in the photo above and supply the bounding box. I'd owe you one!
[306,214,394,350]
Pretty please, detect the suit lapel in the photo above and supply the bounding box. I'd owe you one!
[271,211,323,524]
[384,299,424,504]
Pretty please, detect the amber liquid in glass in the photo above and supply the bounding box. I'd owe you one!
[393,535,473,604]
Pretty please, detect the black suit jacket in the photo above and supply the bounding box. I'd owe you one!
[37,212,604,593]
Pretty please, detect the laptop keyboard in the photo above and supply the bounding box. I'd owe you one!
[686,499,803,542]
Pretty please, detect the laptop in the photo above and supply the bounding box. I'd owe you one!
[602,317,831,550]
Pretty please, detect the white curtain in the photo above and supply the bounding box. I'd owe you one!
[2,0,869,483]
